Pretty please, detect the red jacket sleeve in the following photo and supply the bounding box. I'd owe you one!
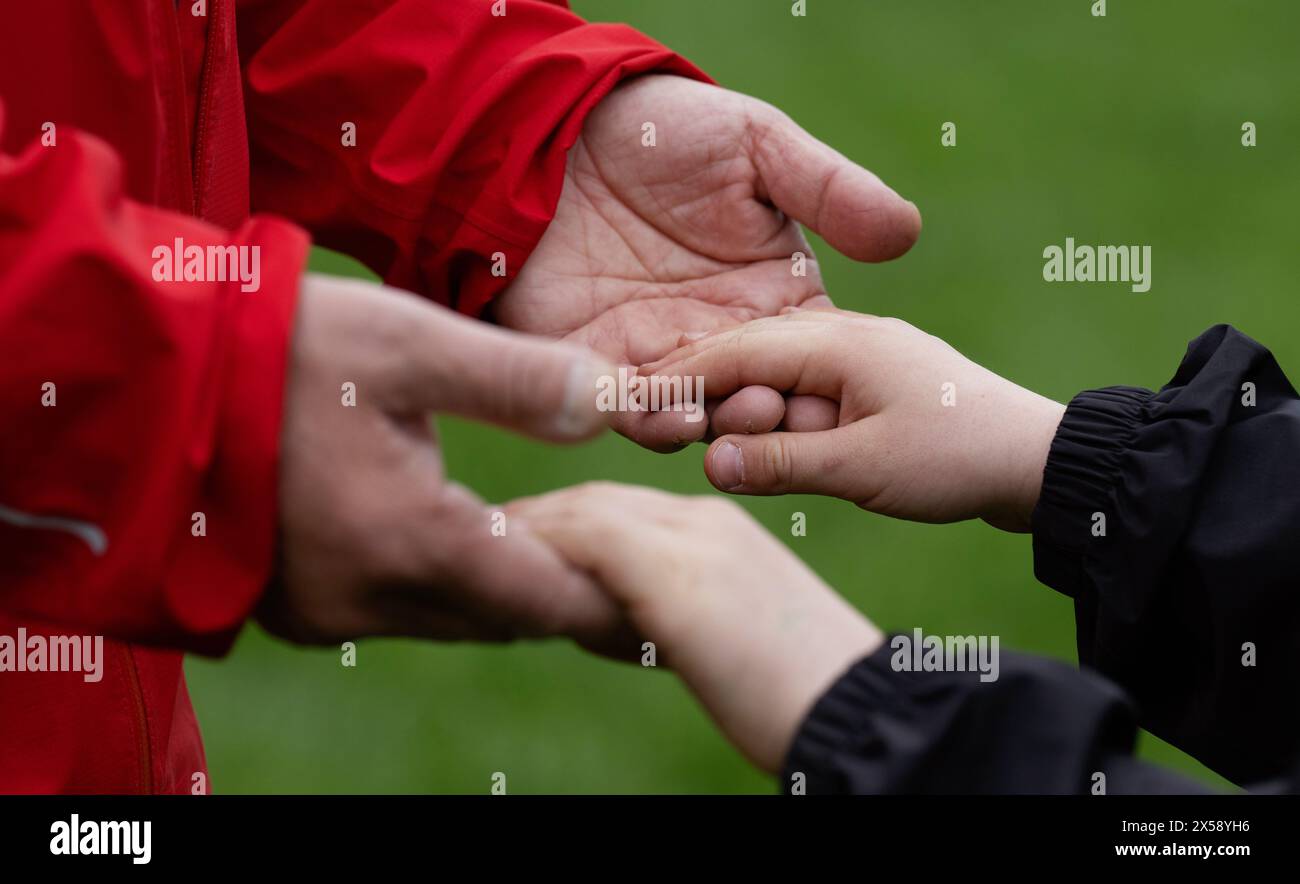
[237,0,710,317]
[0,104,309,654]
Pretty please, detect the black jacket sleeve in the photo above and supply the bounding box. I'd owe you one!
[1031,324,1300,784]
[783,643,1213,794]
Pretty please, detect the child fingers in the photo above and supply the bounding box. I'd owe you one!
[644,325,844,401]
[710,386,787,437]
[781,394,840,431]
[504,483,683,602]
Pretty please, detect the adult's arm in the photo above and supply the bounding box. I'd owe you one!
[0,105,308,653]
[236,0,708,317]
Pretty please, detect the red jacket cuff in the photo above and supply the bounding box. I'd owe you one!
[160,217,309,654]
[425,24,712,318]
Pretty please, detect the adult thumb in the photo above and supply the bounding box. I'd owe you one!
[751,107,922,263]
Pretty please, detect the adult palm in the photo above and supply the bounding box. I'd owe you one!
[495,75,921,450]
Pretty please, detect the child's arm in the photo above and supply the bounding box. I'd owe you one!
[507,481,1219,793]
[508,482,884,772]
[647,314,1300,784]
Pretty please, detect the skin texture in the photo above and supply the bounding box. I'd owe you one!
[259,274,640,655]
[506,482,884,773]
[495,75,921,452]
[642,309,1068,532]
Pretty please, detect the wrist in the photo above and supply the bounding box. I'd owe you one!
[984,389,1066,533]
[759,607,884,773]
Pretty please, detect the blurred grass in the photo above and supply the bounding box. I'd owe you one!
[186,0,1296,793]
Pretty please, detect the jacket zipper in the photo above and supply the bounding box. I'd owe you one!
[119,643,154,793]
[113,0,209,795]
[190,0,220,217]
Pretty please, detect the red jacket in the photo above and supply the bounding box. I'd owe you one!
[0,0,703,793]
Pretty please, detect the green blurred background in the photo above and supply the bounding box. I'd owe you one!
[187,0,1299,793]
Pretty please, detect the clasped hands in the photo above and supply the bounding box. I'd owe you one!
[259,75,1065,773]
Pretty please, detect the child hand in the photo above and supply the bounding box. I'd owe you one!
[505,482,882,772]
[641,309,1066,532]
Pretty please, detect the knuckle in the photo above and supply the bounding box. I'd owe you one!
[683,495,748,537]
[494,344,536,421]
[576,479,619,498]
[516,586,568,637]
[763,436,796,491]
[371,309,421,389]
[693,494,744,520]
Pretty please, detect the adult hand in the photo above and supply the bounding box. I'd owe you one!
[642,309,1067,532]
[506,482,884,773]
[258,273,633,654]
[495,75,921,452]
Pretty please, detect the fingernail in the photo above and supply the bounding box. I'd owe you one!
[681,331,710,343]
[556,357,613,439]
[712,442,744,490]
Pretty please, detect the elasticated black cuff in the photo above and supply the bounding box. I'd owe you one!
[781,639,1159,794]
[780,639,1227,795]
[1030,385,1153,599]
[780,643,902,793]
